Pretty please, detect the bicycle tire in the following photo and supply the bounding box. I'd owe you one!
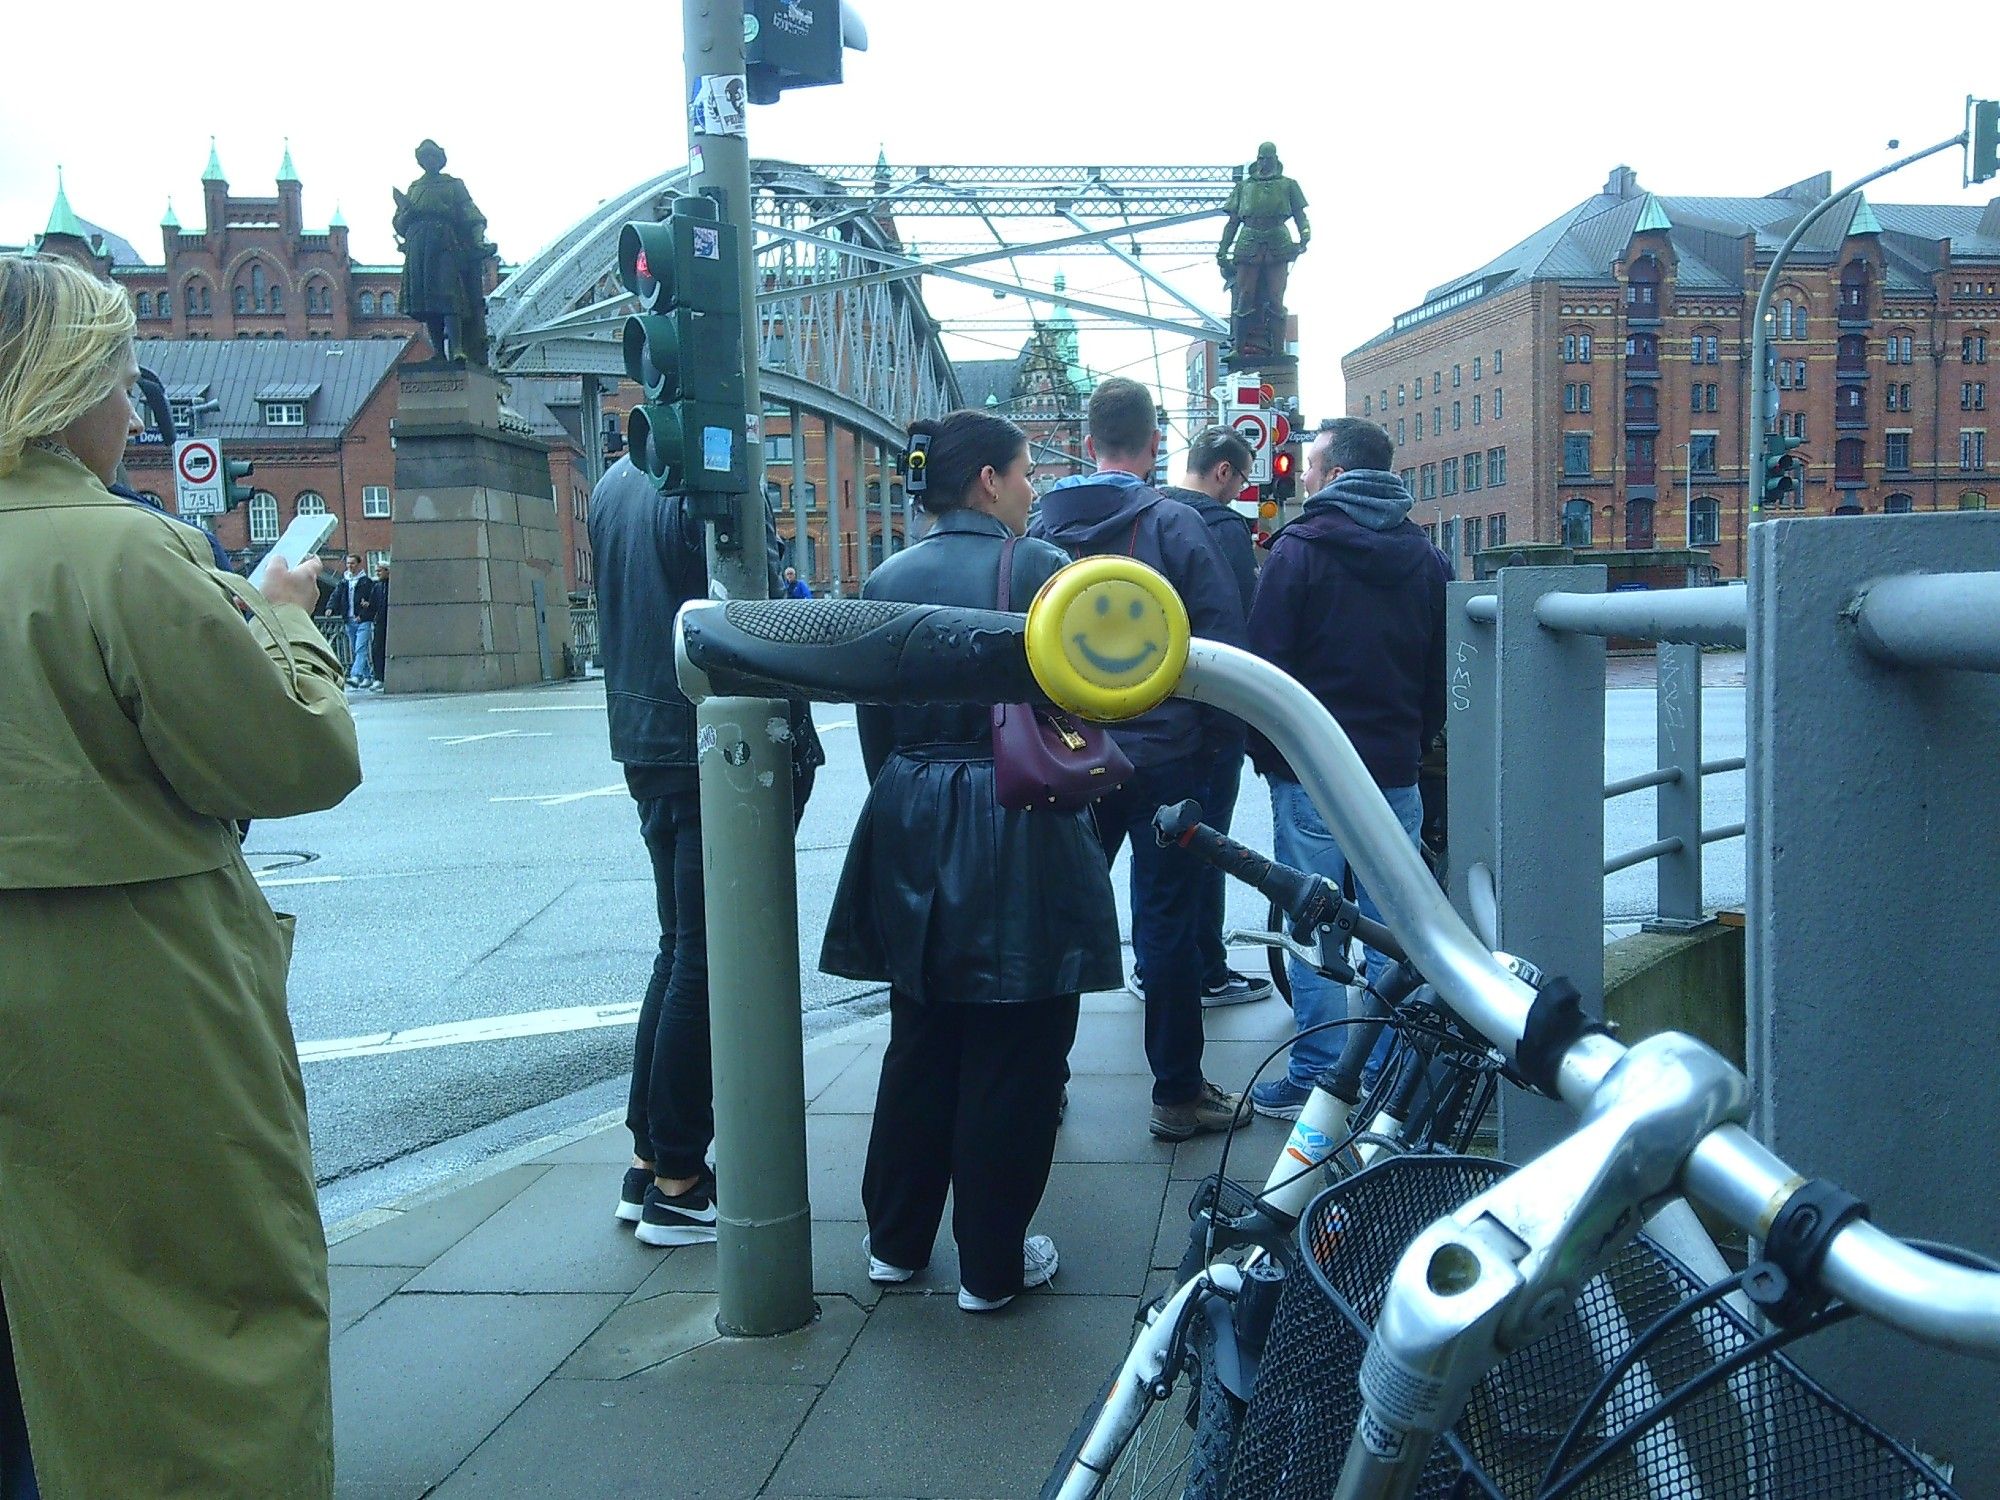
[1041,1309,1243,1500]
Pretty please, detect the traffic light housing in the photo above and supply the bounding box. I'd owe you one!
[1270,443,1298,503]
[618,195,749,512]
[1762,432,1806,508]
[221,451,255,509]
[1970,97,2000,187]
[745,0,869,104]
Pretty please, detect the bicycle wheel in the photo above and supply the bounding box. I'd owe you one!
[1043,1310,1243,1500]
[1263,898,1292,1007]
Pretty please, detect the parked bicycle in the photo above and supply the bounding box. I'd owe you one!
[669,554,2000,1500]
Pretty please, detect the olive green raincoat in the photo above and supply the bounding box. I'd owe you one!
[0,445,360,1497]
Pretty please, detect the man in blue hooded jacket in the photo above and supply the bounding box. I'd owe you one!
[1244,418,1451,1120]
[1032,378,1250,1141]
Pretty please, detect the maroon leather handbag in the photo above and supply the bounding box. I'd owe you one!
[990,535,1133,811]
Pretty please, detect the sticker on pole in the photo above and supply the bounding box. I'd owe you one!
[1357,1339,1450,1458]
[692,226,721,261]
[702,425,735,473]
[689,74,748,138]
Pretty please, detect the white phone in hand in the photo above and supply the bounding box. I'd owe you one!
[247,512,339,593]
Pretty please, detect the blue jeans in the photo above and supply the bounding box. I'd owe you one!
[1270,777,1424,1089]
[1094,758,1210,1105]
[345,620,375,682]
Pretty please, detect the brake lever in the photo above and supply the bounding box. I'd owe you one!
[1223,926,1352,983]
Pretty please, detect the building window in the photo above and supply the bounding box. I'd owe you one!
[1563,433,1592,477]
[1690,434,1717,474]
[1472,395,1482,425]
[158,290,171,319]
[1399,467,1415,491]
[1838,385,1866,421]
[1466,515,1483,556]
[1473,356,1482,381]
[136,292,152,318]
[1396,417,1406,445]
[1626,433,1657,482]
[1884,493,1915,513]
[1493,388,1503,420]
[1886,433,1912,471]
[358,291,376,317]
[1562,498,1594,547]
[234,285,251,315]
[1489,512,1507,546]
[1493,348,1503,374]
[1451,401,1462,430]
[1433,372,1442,394]
[1626,385,1657,424]
[1835,437,1866,482]
[1706,383,1719,412]
[1964,382,1988,411]
[1432,409,1441,436]
[382,292,397,317]
[1363,395,1372,415]
[365,548,391,572]
[294,491,327,519]
[362,484,392,518]
[1452,364,1462,388]
[1962,492,1988,510]
[1564,383,1577,413]
[1488,447,1507,486]
[1886,332,1913,364]
[1420,463,1437,500]
[1689,497,1721,547]
[1839,260,1871,321]
[1966,332,1989,364]
[1442,457,1459,495]
[248,491,280,544]
[262,401,306,426]
[270,284,283,315]
[1440,517,1459,558]
[764,433,795,464]
[1413,416,1422,444]
[1626,498,1656,549]
[1464,451,1482,490]
[1396,384,1405,407]
[1689,382,1704,413]
[1964,430,1988,471]
[1886,384,1902,412]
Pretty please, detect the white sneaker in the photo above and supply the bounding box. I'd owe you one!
[958,1234,1059,1312]
[862,1233,916,1285]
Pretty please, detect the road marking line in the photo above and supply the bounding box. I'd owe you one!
[257,873,346,888]
[489,781,626,807]
[486,704,604,713]
[299,1001,642,1063]
[428,730,554,746]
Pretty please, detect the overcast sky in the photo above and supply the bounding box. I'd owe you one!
[4,0,1993,422]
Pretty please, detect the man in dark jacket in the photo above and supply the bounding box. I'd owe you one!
[1244,418,1451,1121]
[590,456,823,1248]
[1031,378,1250,1141]
[1151,425,1271,1009]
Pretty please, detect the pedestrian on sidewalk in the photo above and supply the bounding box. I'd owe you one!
[821,409,1121,1312]
[370,562,391,687]
[782,564,813,599]
[1138,424,1271,1009]
[1032,379,1253,1141]
[591,456,823,1249]
[0,255,361,1499]
[1243,418,1450,1121]
[329,552,377,688]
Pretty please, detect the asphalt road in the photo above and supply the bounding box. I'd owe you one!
[277,670,1745,1224]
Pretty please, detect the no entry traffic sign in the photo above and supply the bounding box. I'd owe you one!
[174,437,223,515]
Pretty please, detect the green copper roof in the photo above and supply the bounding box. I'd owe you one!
[278,138,298,181]
[43,169,87,239]
[202,138,225,182]
[1848,195,1882,236]
[1633,194,1673,233]
[161,198,180,229]
[330,203,347,229]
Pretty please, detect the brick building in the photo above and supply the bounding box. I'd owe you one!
[1342,166,2000,579]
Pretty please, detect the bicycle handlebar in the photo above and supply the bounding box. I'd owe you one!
[671,596,2000,1359]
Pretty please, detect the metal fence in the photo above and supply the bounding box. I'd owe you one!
[312,610,603,679]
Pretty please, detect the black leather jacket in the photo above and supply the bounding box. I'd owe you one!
[587,457,822,784]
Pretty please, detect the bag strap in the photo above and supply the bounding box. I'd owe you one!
[996,532,1018,611]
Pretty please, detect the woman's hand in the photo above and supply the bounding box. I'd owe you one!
[260,555,323,613]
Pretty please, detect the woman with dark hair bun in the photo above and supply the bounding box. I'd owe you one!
[821,408,1120,1312]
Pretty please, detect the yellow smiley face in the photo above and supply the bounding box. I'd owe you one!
[1024,556,1189,720]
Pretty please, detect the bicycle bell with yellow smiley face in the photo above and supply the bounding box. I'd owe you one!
[1022,556,1191,722]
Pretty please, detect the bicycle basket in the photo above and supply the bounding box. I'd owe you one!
[1221,1155,1959,1499]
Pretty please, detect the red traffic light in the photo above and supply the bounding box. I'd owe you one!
[635,249,650,280]
[1273,450,1294,478]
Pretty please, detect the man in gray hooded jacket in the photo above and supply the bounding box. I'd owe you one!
[1243,418,1451,1121]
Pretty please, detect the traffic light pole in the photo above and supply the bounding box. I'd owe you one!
[683,0,816,1337]
[1748,130,1966,518]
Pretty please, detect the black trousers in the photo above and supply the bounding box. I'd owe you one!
[625,789,712,1181]
[0,1284,36,1500]
[862,989,1079,1301]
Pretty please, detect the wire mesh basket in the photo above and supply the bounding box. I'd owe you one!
[1222,1155,1959,1499]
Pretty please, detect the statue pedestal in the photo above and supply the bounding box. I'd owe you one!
[384,362,571,694]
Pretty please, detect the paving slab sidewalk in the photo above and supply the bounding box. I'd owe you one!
[326,984,1300,1498]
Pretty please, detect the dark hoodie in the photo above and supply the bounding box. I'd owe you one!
[1031,471,1247,767]
[1246,468,1451,788]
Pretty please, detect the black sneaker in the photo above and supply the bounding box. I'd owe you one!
[1202,969,1275,1009]
[614,1166,650,1224]
[635,1173,718,1247]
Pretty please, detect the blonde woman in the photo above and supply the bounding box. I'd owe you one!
[0,256,359,1498]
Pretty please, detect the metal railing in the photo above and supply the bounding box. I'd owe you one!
[568,605,600,673]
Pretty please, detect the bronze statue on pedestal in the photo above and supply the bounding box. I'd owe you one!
[393,140,497,365]
[1217,143,1310,365]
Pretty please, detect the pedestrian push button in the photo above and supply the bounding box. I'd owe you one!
[1024,556,1189,721]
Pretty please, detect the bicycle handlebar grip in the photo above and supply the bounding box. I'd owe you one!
[675,598,1042,706]
[1153,800,1332,929]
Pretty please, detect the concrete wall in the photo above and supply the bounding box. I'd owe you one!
[1601,921,1745,1070]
